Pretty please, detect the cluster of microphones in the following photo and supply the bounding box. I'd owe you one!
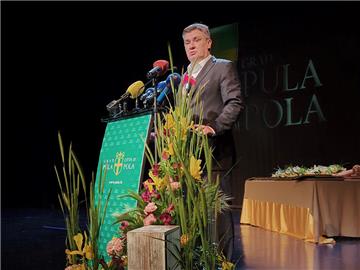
[106,59,190,118]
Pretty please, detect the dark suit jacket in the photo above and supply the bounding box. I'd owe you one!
[189,56,243,171]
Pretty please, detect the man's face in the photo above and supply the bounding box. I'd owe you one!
[183,29,212,63]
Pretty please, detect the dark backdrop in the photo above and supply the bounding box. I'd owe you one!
[2,1,360,208]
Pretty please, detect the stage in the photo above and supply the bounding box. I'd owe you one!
[2,208,360,269]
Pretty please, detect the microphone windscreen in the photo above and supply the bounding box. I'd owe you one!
[166,73,181,87]
[156,81,167,92]
[127,80,145,98]
[153,60,169,76]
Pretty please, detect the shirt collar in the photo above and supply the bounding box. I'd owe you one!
[187,54,212,78]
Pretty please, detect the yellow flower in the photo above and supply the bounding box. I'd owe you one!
[222,260,235,270]
[175,116,191,140]
[180,234,189,247]
[82,231,93,260]
[74,233,83,251]
[149,171,165,190]
[76,264,86,270]
[180,117,187,139]
[144,179,155,193]
[65,233,84,256]
[65,249,83,256]
[164,113,175,130]
[121,255,128,266]
[65,264,86,270]
[168,143,174,156]
[190,155,202,181]
[84,243,94,260]
[65,232,93,260]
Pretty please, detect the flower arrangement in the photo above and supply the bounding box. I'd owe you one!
[55,132,123,270]
[111,45,234,269]
[56,44,234,270]
[272,164,346,178]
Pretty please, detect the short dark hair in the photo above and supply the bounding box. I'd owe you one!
[182,23,211,39]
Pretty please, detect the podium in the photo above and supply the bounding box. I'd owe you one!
[94,110,153,260]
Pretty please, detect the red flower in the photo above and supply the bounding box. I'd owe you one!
[160,213,172,225]
[141,191,151,203]
[152,163,160,176]
[163,128,170,137]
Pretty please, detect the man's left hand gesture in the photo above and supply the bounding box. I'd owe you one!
[193,124,215,136]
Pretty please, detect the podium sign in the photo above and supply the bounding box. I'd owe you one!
[95,112,152,260]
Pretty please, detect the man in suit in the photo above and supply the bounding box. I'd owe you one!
[182,23,244,261]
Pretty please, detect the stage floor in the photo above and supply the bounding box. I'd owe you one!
[2,208,360,269]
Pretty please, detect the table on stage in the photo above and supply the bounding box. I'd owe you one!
[240,177,360,243]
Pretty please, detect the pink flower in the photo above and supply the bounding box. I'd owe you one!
[170,181,181,191]
[172,163,181,169]
[106,237,124,257]
[166,203,175,213]
[144,202,157,214]
[151,191,161,200]
[120,221,129,231]
[160,213,172,225]
[162,150,170,160]
[143,213,157,226]
[141,191,151,203]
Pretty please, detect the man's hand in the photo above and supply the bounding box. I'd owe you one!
[193,124,215,136]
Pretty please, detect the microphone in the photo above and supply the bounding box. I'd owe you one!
[124,80,145,99]
[146,60,169,79]
[140,81,167,102]
[106,81,145,112]
[156,73,181,105]
[143,81,167,102]
[139,87,155,101]
[155,80,167,96]
[183,74,196,92]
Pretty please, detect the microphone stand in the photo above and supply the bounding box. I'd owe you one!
[152,77,159,164]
